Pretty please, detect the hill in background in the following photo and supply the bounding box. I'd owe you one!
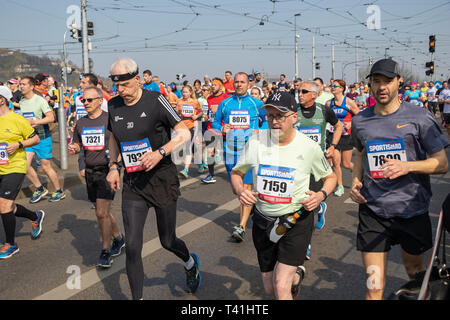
[0,48,111,89]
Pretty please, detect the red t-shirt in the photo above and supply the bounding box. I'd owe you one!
[207,92,229,134]
[224,80,234,95]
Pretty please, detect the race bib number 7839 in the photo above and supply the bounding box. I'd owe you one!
[366,138,407,178]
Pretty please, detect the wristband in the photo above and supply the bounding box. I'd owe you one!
[109,167,119,172]
[330,143,337,148]
[319,189,328,201]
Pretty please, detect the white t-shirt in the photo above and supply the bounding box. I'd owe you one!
[233,130,332,217]
[426,87,437,102]
[439,87,450,114]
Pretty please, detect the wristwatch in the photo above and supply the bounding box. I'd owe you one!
[319,189,328,201]
[158,147,167,157]
[18,141,23,149]
[330,143,337,148]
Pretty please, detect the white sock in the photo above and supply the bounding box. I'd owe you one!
[184,255,194,270]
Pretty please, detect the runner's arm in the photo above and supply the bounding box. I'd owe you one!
[381,149,448,178]
[350,149,367,204]
[6,132,40,155]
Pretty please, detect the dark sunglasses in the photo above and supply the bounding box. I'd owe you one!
[330,84,341,88]
[81,97,102,104]
[300,89,313,94]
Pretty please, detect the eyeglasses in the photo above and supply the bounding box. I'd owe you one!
[81,97,102,104]
[330,84,341,88]
[266,113,295,122]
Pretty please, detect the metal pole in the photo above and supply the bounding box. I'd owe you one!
[81,0,89,73]
[58,87,68,170]
[294,14,299,79]
[63,30,68,88]
[355,36,359,83]
[312,36,315,79]
[331,42,335,80]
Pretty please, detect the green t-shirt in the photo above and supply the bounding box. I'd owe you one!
[315,91,334,106]
[19,93,52,139]
[233,130,332,217]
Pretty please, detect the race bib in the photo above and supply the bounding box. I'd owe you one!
[257,165,296,204]
[366,138,407,179]
[81,126,105,151]
[202,104,209,116]
[181,104,195,118]
[76,107,88,120]
[297,126,321,144]
[229,110,250,129]
[0,143,8,165]
[22,112,36,120]
[120,138,152,173]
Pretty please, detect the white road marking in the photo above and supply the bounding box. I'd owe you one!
[33,197,240,300]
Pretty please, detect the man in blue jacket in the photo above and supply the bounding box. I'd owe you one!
[212,72,267,242]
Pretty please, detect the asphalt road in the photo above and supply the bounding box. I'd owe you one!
[0,146,449,300]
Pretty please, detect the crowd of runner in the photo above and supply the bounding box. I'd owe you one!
[0,57,449,300]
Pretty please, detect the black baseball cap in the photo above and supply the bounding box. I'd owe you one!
[262,92,297,113]
[248,75,255,81]
[366,59,401,79]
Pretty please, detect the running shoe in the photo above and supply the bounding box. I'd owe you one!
[315,202,327,230]
[203,163,208,169]
[0,243,19,260]
[305,244,311,260]
[110,235,125,257]
[49,190,66,202]
[179,168,189,179]
[198,164,205,174]
[31,210,45,239]
[185,252,201,294]
[201,174,216,184]
[291,265,306,299]
[334,185,345,197]
[29,187,49,204]
[97,249,113,268]
[232,225,245,242]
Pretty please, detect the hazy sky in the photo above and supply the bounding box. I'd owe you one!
[1,0,449,84]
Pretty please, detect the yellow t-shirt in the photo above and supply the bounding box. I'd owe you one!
[0,111,35,175]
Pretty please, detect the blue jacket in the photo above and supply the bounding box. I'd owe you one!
[212,94,267,154]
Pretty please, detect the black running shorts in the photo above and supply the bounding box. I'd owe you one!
[85,165,115,202]
[356,204,432,255]
[252,207,314,272]
[0,173,25,200]
[335,134,354,151]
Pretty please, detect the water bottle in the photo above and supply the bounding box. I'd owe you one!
[269,211,302,243]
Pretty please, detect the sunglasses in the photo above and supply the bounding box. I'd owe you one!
[81,97,102,104]
[330,84,341,88]
[300,89,313,94]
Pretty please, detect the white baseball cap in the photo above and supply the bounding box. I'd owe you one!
[0,86,12,102]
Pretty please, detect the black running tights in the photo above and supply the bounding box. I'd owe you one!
[122,199,190,300]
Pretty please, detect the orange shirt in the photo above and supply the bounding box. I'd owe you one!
[176,98,201,130]
[167,92,178,107]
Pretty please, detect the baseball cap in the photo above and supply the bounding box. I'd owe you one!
[411,81,418,86]
[7,78,18,85]
[35,73,48,82]
[0,86,13,102]
[248,75,255,81]
[366,58,401,79]
[262,92,297,113]
[254,71,260,75]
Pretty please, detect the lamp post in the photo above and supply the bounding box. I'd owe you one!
[294,13,301,79]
